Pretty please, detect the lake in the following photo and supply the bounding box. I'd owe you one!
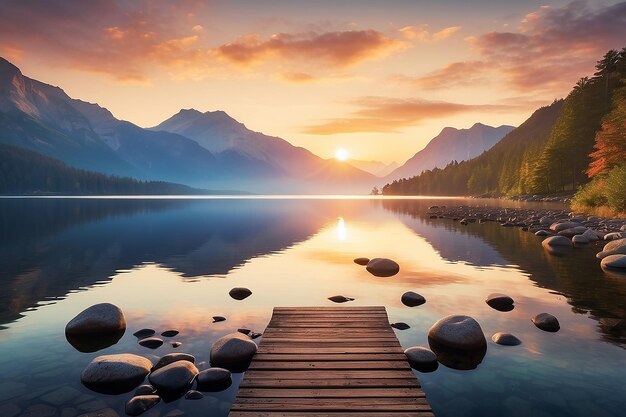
[0,197,624,417]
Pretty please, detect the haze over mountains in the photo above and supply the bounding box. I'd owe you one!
[0,57,375,193]
[385,123,515,182]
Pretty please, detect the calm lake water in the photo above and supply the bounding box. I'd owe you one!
[0,197,624,417]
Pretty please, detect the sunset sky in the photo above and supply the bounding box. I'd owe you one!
[1,0,625,163]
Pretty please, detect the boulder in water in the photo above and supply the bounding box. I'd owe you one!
[81,354,152,394]
[365,258,400,277]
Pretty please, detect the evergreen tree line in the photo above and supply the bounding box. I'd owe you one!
[383,47,626,212]
[0,144,201,195]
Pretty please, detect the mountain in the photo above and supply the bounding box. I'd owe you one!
[0,57,374,193]
[347,159,399,177]
[385,123,515,181]
[151,109,375,191]
[0,143,206,195]
[382,100,564,195]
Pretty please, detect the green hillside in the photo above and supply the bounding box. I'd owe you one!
[0,144,204,195]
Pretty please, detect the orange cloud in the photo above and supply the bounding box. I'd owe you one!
[215,30,405,68]
[399,1,626,94]
[303,96,514,134]
[399,25,461,42]
[397,61,490,89]
[281,72,316,83]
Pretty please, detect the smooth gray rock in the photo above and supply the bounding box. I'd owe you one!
[353,257,369,265]
[65,303,126,335]
[134,384,156,396]
[535,230,551,236]
[366,258,400,277]
[172,342,182,348]
[485,293,514,311]
[404,346,438,372]
[401,291,425,307]
[161,329,179,337]
[532,313,560,332]
[605,232,626,241]
[210,332,257,370]
[229,287,252,300]
[557,226,588,237]
[196,367,232,391]
[542,236,572,248]
[81,354,152,394]
[550,221,581,232]
[428,315,487,350]
[184,390,204,400]
[328,295,354,303]
[390,322,410,330]
[572,234,590,244]
[492,332,522,346]
[125,395,160,416]
[133,329,155,338]
[148,361,199,394]
[152,353,195,371]
[138,337,163,349]
[601,254,626,269]
[597,238,626,259]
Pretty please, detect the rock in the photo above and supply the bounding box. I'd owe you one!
[404,347,438,372]
[557,226,588,237]
[81,354,152,394]
[238,328,251,335]
[541,236,572,247]
[125,395,160,416]
[133,329,155,338]
[65,303,126,335]
[535,230,551,236]
[134,385,156,396]
[596,238,626,259]
[485,293,514,311]
[582,229,600,241]
[491,332,522,346]
[210,332,257,371]
[185,390,204,400]
[152,353,195,371]
[148,361,199,395]
[532,313,560,332]
[353,257,369,265]
[550,221,581,232]
[196,367,232,392]
[138,337,163,349]
[539,216,555,226]
[229,287,252,300]
[605,232,626,241]
[212,316,226,323]
[572,234,590,244]
[172,342,182,348]
[428,315,486,350]
[365,258,400,277]
[390,322,410,330]
[401,291,426,307]
[601,254,626,270]
[161,330,179,337]
[249,332,262,339]
[328,295,354,303]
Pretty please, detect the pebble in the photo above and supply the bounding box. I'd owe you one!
[185,390,204,400]
[532,313,560,332]
[328,295,354,303]
[212,316,226,323]
[365,258,400,277]
[138,337,163,349]
[401,291,426,307]
[133,329,156,338]
[353,257,369,265]
[229,287,252,300]
[161,329,179,337]
[404,346,438,372]
[125,395,160,416]
[492,332,522,346]
[390,322,410,330]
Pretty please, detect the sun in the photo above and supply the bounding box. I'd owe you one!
[335,148,348,161]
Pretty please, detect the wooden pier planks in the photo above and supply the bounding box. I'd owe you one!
[229,306,434,417]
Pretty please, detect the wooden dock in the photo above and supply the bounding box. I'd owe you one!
[229,306,434,417]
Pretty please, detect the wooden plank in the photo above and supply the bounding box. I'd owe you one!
[229,307,433,416]
[239,379,420,389]
[248,361,409,370]
[230,413,435,417]
[236,388,425,398]
[252,353,407,361]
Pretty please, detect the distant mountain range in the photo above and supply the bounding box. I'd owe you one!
[348,159,399,177]
[0,57,374,193]
[385,123,515,182]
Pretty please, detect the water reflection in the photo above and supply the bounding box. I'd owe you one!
[0,197,624,417]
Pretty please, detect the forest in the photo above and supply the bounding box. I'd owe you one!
[383,47,626,213]
[0,144,203,195]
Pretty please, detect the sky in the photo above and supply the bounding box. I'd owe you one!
[1,0,625,164]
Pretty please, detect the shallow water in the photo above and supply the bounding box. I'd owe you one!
[0,197,624,417]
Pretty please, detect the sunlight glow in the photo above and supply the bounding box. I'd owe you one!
[335,148,348,161]
[336,217,347,241]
